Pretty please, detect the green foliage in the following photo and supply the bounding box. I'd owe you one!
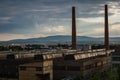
[116,66,120,79]
[0,45,23,51]
[90,69,119,80]
[73,76,84,80]
[8,46,23,51]
[91,72,101,80]
[0,46,9,51]
[92,45,104,49]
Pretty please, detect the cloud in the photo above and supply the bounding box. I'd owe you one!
[111,22,120,25]
[86,24,120,37]
[0,17,11,20]
[110,24,120,36]
[0,33,48,41]
[107,2,120,13]
[0,0,120,41]
[78,17,104,23]
[94,27,104,34]
[38,25,66,35]
[0,16,13,24]
[30,34,47,38]
[25,9,52,12]
[0,33,30,41]
[25,8,59,13]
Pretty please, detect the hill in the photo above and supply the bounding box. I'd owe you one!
[0,35,120,44]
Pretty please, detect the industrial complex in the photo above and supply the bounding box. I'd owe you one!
[0,4,118,80]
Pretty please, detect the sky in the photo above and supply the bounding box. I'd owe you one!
[0,0,120,41]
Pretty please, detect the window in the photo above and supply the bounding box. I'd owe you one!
[53,66,65,70]
[112,57,120,61]
[16,73,18,76]
[67,66,80,71]
[20,66,26,71]
[36,74,43,78]
[36,67,42,71]
[85,64,95,69]
[103,61,107,64]
[36,74,50,80]
[96,62,102,66]
[34,55,43,60]
[85,65,92,69]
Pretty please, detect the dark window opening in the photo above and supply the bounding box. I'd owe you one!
[67,66,80,71]
[20,66,26,71]
[36,67,42,71]
[53,66,65,70]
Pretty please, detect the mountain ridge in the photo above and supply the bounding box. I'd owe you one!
[0,35,120,44]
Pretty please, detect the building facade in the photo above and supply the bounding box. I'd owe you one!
[53,49,112,80]
[111,47,120,67]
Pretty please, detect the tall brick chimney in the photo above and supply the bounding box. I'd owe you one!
[72,6,77,49]
[104,4,109,50]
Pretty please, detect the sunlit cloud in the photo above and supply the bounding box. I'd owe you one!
[0,34,30,41]
[78,17,103,23]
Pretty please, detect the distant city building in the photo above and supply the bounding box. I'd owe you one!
[77,44,91,51]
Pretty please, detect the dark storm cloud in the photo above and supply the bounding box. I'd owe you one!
[0,0,119,35]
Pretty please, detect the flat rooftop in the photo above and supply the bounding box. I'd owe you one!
[0,49,114,60]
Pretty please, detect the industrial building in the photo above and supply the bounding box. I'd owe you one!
[0,48,114,80]
[0,4,115,80]
[111,47,120,68]
[0,53,35,80]
[19,54,53,80]
[20,4,113,80]
[53,49,112,80]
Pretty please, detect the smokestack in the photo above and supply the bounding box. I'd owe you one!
[72,6,77,49]
[104,4,109,50]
